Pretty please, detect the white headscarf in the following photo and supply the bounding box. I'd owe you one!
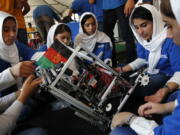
[129,4,167,74]
[170,0,180,25]
[46,23,68,48]
[46,23,79,75]
[0,11,19,64]
[75,12,112,51]
[32,23,67,60]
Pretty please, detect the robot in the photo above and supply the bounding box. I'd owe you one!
[35,40,150,130]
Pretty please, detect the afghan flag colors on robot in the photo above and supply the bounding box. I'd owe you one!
[36,40,72,68]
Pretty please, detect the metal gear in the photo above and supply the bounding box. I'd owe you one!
[138,73,150,87]
[105,103,112,112]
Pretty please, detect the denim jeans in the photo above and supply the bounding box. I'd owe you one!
[34,15,55,43]
[103,4,137,66]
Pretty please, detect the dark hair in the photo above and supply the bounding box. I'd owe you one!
[160,0,175,19]
[54,24,71,37]
[62,16,73,23]
[4,16,16,24]
[131,6,153,23]
[81,14,95,33]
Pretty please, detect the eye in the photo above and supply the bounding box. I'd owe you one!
[141,23,147,27]
[164,23,172,29]
[84,24,89,27]
[3,27,9,32]
[92,22,96,26]
[134,26,139,30]
[67,37,71,41]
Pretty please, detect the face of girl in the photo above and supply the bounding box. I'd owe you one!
[133,18,153,41]
[161,14,180,45]
[83,17,96,35]
[54,31,71,46]
[2,18,17,45]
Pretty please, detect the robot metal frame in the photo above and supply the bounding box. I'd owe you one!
[36,42,145,130]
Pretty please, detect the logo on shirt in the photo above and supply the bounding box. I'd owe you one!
[161,54,168,59]
[97,45,104,48]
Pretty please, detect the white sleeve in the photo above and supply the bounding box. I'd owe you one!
[130,117,158,135]
[0,100,23,135]
[0,68,16,91]
[129,58,147,70]
[0,92,17,113]
[167,72,180,87]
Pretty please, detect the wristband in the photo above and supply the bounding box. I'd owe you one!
[127,114,136,125]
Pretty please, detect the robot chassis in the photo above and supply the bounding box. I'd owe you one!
[36,45,150,130]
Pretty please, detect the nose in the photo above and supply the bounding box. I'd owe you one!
[63,38,69,45]
[89,24,93,30]
[9,30,16,37]
[137,28,143,35]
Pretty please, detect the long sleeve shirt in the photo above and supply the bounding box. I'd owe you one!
[0,100,23,135]
[130,97,180,135]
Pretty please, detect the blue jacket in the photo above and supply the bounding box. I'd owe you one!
[92,42,112,63]
[0,41,38,96]
[154,92,180,135]
[136,38,180,76]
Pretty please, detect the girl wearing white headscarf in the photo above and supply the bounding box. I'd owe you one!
[75,12,112,66]
[45,23,79,76]
[117,4,180,101]
[0,11,48,135]
[109,3,180,135]
[0,11,45,97]
[31,23,72,60]
[46,23,72,48]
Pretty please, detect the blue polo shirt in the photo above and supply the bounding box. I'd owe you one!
[103,0,152,10]
[103,0,126,10]
[90,0,103,22]
[71,0,91,16]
